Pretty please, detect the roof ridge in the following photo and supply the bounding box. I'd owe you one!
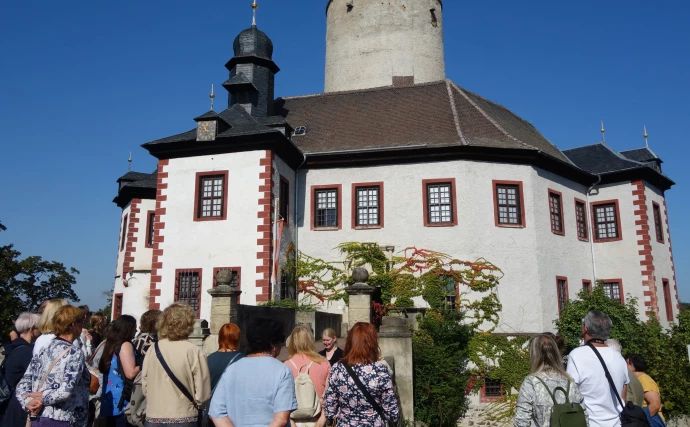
[279,80,447,101]
[620,147,660,159]
[449,82,535,151]
[445,80,467,145]
[600,143,648,167]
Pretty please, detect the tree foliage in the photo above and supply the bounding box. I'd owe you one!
[413,309,473,427]
[0,244,80,337]
[556,286,690,419]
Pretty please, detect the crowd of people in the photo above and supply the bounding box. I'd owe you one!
[514,310,666,427]
[1,301,669,427]
[0,300,400,427]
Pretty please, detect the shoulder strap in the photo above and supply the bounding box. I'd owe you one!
[88,341,106,364]
[586,343,625,409]
[37,345,73,391]
[155,342,197,409]
[211,353,242,396]
[534,376,558,405]
[289,359,299,370]
[342,363,388,423]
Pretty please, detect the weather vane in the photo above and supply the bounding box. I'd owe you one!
[210,84,215,111]
[600,121,606,143]
[128,151,132,172]
[643,126,649,148]
[252,0,258,27]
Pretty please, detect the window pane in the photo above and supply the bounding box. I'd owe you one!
[176,270,200,315]
[550,193,562,232]
[557,279,567,312]
[576,202,587,239]
[602,282,621,302]
[315,189,338,228]
[496,185,521,225]
[356,186,380,226]
[427,183,452,224]
[595,204,618,239]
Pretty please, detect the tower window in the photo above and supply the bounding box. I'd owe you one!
[430,8,438,27]
[120,214,128,252]
[146,211,155,248]
[194,171,229,222]
[593,201,621,242]
[279,177,290,222]
[663,280,673,321]
[493,181,525,227]
[549,190,564,235]
[653,203,664,243]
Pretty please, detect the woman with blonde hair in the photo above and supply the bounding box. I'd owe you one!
[33,299,68,356]
[318,328,343,366]
[142,303,210,427]
[285,326,331,427]
[514,334,586,427]
[16,305,91,427]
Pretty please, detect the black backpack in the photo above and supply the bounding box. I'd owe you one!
[587,344,650,427]
[0,347,19,404]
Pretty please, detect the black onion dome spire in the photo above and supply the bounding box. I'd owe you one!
[233,26,274,60]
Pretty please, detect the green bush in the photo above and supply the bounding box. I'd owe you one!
[413,310,473,426]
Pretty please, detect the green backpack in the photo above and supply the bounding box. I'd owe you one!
[535,377,587,427]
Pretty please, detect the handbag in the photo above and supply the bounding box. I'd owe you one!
[199,353,242,427]
[154,342,203,427]
[87,342,105,395]
[341,363,396,427]
[26,345,73,427]
[587,344,650,427]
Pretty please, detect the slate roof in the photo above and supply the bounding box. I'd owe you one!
[118,170,157,190]
[562,143,651,174]
[276,79,570,163]
[620,147,661,164]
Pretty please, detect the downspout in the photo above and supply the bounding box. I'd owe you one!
[586,174,602,283]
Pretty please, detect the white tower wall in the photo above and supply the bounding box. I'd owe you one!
[325,0,446,93]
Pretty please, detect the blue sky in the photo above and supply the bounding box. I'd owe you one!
[1,0,688,310]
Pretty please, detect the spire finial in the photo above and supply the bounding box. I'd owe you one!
[128,151,132,172]
[644,126,649,148]
[252,0,258,27]
[210,84,215,111]
[600,121,606,143]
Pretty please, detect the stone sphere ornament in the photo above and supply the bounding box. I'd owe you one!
[352,267,369,283]
[215,269,236,288]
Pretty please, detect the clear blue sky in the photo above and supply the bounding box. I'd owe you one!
[1,0,688,311]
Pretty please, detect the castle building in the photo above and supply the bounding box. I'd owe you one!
[111,0,678,333]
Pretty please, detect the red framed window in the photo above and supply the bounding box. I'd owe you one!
[352,182,384,228]
[175,269,202,317]
[592,200,622,242]
[113,293,123,320]
[549,190,565,235]
[601,280,623,303]
[422,179,457,227]
[311,185,342,230]
[194,171,229,221]
[145,210,155,248]
[556,277,569,315]
[575,199,588,241]
[582,280,592,295]
[493,181,525,227]
[663,279,673,321]
[120,214,128,252]
[653,203,664,243]
[279,176,290,222]
[480,379,503,402]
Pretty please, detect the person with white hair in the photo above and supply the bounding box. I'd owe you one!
[605,339,644,407]
[0,312,42,426]
[566,310,630,427]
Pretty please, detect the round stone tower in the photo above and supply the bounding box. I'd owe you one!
[324,0,446,93]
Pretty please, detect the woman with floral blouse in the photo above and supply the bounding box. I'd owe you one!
[320,322,399,427]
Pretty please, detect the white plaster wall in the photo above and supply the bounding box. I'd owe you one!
[645,183,678,326]
[325,0,445,92]
[297,159,599,333]
[589,183,646,314]
[112,273,151,322]
[114,204,132,278]
[157,151,264,320]
[132,198,156,271]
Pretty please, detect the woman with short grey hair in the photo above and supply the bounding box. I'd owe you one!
[0,312,42,426]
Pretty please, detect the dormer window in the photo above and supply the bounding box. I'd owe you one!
[294,126,307,136]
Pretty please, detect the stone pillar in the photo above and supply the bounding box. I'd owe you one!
[189,319,210,350]
[379,316,414,422]
[205,270,242,355]
[344,268,374,328]
[295,311,316,336]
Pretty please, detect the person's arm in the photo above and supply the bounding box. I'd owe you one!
[42,351,84,406]
[209,417,235,427]
[119,342,140,380]
[644,391,662,417]
[194,348,212,405]
[514,377,535,427]
[209,373,234,427]
[322,367,339,421]
[622,384,628,402]
[15,361,35,410]
[268,412,291,427]
[378,367,400,422]
[270,366,297,427]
